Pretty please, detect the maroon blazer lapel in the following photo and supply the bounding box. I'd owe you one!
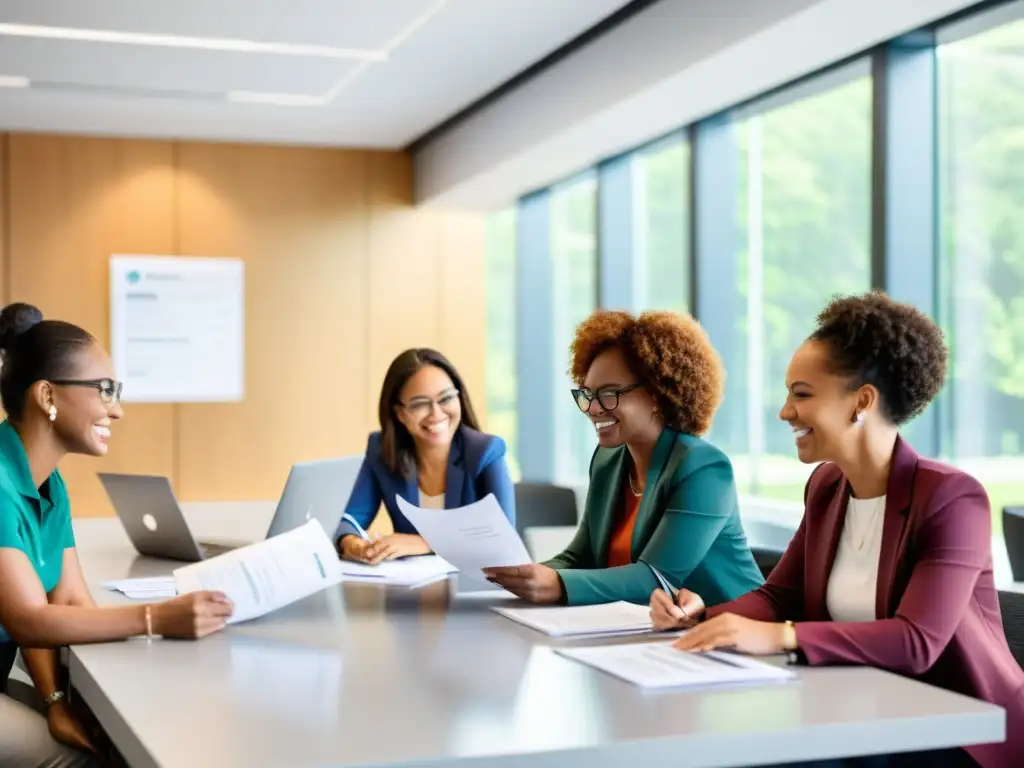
[807,473,849,621]
[875,436,917,618]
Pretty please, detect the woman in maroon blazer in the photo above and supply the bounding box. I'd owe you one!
[650,292,1023,768]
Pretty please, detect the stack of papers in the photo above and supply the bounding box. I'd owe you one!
[556,642,797,689]
[340,555,457,588]
[101,576,178,600]
[174,519,342,624]
[395,493,530,583]
[492,601,653,637]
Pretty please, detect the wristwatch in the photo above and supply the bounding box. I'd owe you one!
[43,689,65,707]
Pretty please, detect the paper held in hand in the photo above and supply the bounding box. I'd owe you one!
[173,519,342,624]
[395,493,530,583]
[556,641,796,690]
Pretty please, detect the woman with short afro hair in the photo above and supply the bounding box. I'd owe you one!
[656,291,1023,767]
[484,309,763,607]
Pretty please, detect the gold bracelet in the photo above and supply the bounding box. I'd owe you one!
[782,619,798,651]
[144,605,153,639]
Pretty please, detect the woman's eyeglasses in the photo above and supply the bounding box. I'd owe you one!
[571,383,642,413]
[50,378,123,405]
[400,390,460,418]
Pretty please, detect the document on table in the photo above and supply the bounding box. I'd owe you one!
[340,555,457,588]
[173,519,342,624]
[493,601,654,637]
[101,576,178,599]
[395,493,530,582]
[556,641,796,689]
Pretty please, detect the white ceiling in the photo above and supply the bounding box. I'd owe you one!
[0,0,632,147]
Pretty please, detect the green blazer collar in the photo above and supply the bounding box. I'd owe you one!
[590,428,689,565]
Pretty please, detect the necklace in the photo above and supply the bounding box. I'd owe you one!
[628,469,643,497]
[852,496,885,551]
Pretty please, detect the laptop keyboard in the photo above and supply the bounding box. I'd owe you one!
[199,542,235,558]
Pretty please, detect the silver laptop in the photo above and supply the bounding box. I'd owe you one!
[265,456,362,539]
[99,456,362,562]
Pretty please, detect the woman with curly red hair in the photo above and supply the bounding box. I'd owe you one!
[484,309,763,606]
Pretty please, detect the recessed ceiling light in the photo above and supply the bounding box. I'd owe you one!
[0,75,29,88]
[225,0,449,107]
[0,23,386,61]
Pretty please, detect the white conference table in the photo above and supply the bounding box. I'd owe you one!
[67,505,1005,768]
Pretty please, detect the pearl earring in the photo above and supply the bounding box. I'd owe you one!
[48,405,57,422]
[854,411,865,426]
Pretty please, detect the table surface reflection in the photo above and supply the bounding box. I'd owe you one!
[67,505,1004,768]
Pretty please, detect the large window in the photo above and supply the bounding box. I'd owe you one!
[939,7,1024,532]
[723,64,874,500]
[550,173,598,485]
[484,208,519,478]
[633,135,690,312]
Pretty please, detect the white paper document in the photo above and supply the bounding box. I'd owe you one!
[556,642,797,689]
[493,601,654,637]
[101,576,178,600]
[340,555,457,588]
[173,519,342,624]
[395,494,530,582]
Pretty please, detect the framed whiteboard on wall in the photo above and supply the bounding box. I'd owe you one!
[110,255,244,403]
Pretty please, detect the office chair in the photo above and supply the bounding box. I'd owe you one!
[750,547,785,580]
[513,483,578,542]
[1003,507,1024,581]
[998,590,1024,670]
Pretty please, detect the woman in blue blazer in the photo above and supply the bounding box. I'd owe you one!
[335,348,515,563]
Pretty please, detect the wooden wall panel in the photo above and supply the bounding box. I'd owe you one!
[175,143,371,501]
[437,212,487,429]
[6,134,177,517]
[366,152,441,412]
[0,133,486,516]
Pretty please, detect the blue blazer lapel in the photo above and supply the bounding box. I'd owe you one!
[444,434,466,510]
[401,464,419,509]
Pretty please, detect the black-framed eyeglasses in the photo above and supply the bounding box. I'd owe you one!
[399,390,460,418]
[50,378,123,405]
[571,383,642,413]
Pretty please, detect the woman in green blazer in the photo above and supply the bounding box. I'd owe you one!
[485,310,763,607]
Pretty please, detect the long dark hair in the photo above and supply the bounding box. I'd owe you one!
[378,348,480,480]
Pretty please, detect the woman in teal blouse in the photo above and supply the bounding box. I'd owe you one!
[0,303,234,764]
[485,310,763,606]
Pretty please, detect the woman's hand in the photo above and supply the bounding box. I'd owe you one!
[47,700,95,754]
[672,613,789,655]
[151,591,234,639]
[339,535,374,563]
[482,564,564,604]
[363,534,431,564]
[649,588,705,631]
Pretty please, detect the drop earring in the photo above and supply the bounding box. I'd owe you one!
[48,405,57,422]
[854,411,865,426]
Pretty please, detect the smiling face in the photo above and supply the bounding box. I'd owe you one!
[43,342,124,457]
[579,346,660,449]
[394,364,462,450]
[780,339,875,465]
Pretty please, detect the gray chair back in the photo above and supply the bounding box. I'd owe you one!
[513,483,578,541]
[750,547,785,580]
[1003,507,1024,581]
[998,590,1024,670]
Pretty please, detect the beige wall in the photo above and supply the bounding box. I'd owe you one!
[0,133,486,517]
